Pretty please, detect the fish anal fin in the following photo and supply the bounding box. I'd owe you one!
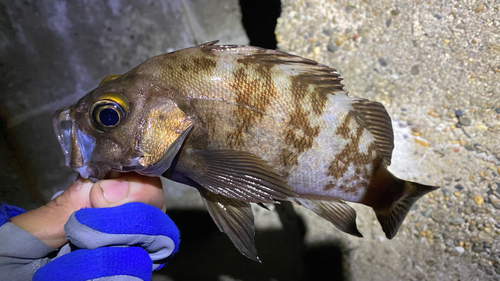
[375,181,439,239]
[199,189,260,262]
[296,197,362,238]
[352,99,394,166]
[184,149,296,203]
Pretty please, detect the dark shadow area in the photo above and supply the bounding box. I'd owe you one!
[303,244,347,281]
[0,112,45,208]
[239,0,281,49]
[154,209,347,281]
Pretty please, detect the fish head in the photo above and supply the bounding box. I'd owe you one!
[53,73,193,179]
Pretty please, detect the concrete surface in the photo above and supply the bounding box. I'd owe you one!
[276,0,500,280]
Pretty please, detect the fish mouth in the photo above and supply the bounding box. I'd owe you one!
[53,107,100,179]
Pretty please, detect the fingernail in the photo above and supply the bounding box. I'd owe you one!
[100,180,129,203]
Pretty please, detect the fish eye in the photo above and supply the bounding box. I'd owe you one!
[90,93,129,131]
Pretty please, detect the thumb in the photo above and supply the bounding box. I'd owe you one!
[89,173,165,212]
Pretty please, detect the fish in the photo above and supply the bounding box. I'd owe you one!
[53,41,439,261]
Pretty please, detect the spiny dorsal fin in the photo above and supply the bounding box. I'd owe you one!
[200,44,345,95]
[197,40,219,48]
[352,98,394,166]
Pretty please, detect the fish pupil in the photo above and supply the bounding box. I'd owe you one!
[99,108,119,126]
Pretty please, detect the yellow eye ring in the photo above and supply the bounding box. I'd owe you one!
[90,93,129,131]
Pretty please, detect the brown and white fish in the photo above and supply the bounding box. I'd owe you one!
[53,41,438,261]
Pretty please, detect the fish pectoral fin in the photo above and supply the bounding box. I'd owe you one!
[199,189,260,262]
[185,149,296,203]
[296,197,362,238]
[351,98,394,166]
[374,180,438,239]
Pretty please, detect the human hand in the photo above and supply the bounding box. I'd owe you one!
[32,202,179,281]
[1,173,178,281]
[10,172,165,249]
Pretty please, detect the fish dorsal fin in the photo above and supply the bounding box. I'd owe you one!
[184,149,296,203]
[199,189,260,262]
[200,44,345,95]
[197,40,219,48]
[296,197,362,237]
[351,98,394,166]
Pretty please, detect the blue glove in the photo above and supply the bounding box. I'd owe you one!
[33,202,180,281]
[0,204,26,225]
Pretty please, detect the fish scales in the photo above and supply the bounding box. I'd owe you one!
[162,46,371,202]
[147,45,346,180]
[53,41,439,261]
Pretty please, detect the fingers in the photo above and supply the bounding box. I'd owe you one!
[9,174,165,249]
[60,176,95,210]
[10,176,95,249]
[10,173,165,249]
[89,173,166,212]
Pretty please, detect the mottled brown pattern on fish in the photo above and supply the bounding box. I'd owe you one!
[293,75,329,117]
[277,148,298,169]
[192,57,217,74]
[180,64,189,72]
[325,111,376,193]
[226,64,277,148]
[312,93,328,116]
[275,77,328,169]
[284,77,321,153]
[335,110,354,139]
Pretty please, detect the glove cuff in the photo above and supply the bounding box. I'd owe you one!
[0,204,26,226]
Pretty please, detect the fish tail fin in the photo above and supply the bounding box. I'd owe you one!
[374,180,438,239]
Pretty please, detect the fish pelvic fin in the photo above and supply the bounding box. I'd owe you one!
[374,181,439,239]
[296,197,362,238]
[199,189,261,262]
